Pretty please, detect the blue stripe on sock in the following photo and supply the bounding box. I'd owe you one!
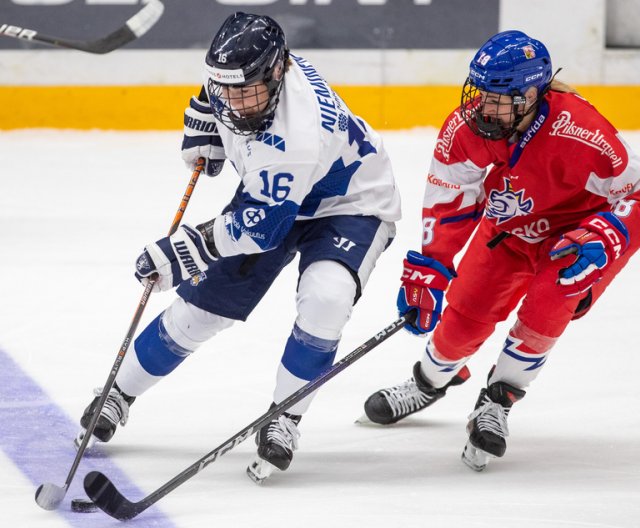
[425,343,460,373]
[281,326,338,381]
[0,346,178,527]
[135,314,192,376]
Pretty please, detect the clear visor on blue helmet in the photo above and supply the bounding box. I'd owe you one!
[460,30,552,140]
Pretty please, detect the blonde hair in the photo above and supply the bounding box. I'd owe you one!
[549,79,580,96]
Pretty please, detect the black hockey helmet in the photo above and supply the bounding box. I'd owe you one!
[205,12,289,135]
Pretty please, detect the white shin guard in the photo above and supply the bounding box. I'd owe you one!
[294,260,357,340]
[272,261,357,415]
[116,297,235,396]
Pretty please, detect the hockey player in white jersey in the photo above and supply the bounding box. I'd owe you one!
[77,12,401,482]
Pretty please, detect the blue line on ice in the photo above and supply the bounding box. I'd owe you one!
[0,347,178,527]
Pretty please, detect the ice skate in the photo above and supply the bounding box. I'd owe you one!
[246,457,276,484]
[461,380,525,471]
[74,385,135,449]
[362,361,470,425]
[247,407,301,484]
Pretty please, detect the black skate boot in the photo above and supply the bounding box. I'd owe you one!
[246,404,302,484]
[462,380,526,471]
[75,384,135,448]
[363,361,471,425]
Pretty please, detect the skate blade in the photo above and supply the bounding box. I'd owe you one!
[354,414,391,426]
[246,457,276,485]
[461,440,493,472]
[354,413,373,425]
[74,429,97,451]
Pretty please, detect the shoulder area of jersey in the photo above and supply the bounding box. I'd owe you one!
[544,89,616,132]
[245,89,322,157]
[435,105,485,151]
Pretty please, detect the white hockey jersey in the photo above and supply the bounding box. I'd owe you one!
[206,54,401,257]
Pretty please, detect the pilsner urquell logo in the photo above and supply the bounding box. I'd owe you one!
[550,111,623,168]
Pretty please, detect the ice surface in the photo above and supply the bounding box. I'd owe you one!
[0,129,638,527]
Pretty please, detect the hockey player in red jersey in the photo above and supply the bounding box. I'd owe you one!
[363,30,640,471]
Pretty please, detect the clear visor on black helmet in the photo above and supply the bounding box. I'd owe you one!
[206,64,284,136]
[460,78,528,141]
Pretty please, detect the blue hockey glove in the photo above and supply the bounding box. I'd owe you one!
[181,95,225,177]
[397,250,454,336]
[135,223,219,292]
[550,212,629,296]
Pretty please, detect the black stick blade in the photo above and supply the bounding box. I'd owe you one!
[0,0,164,54]
[84,471,144,521]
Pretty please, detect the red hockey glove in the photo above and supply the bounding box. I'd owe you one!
[550,212,629,297]
[397,250,454,335]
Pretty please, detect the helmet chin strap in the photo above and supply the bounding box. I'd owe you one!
[510,93,528,135]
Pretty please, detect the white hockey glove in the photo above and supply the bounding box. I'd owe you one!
[181,95,225,177]
[135,223,219,292]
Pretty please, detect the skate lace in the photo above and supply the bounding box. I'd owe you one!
[266,415,301,452]
[94,387,130,426]
[382,378,431,418]
[468,395,510,438]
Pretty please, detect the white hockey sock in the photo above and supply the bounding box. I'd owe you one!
[115,347,163,397]
[419,339,469,389]
[489,319,557,388]
[273,364,318,416]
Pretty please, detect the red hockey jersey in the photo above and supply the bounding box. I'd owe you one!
[423,90,640,269]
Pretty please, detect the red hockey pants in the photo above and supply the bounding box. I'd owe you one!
[432,218,639,361]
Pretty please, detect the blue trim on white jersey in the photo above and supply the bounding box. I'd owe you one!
[226,193,300,251]
[298,157,362,217]
[255,131,286,152]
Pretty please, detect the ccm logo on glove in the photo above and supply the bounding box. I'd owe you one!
[585,216,624,258]
[550,212,629,296]
[397,250,454,335]
[402,268,446,287]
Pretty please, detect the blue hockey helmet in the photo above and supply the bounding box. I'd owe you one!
[205,12,289,135]
[468,30,552,96]
[460,30,553,140]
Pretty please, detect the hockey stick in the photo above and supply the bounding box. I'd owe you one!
[83,312,415,520]
[35,158,205,511]
[0,0,164,54]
